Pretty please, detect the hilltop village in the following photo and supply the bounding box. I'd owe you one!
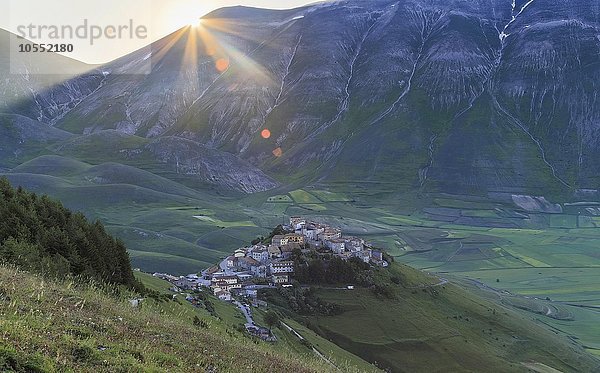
[153,216,387,305]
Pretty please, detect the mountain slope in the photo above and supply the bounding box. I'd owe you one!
[0,114,72,168]
[40,0,600,200]
[0,29,106,124]
[267,262,600,372]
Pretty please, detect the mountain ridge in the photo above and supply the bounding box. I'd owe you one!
[3,0,595,201]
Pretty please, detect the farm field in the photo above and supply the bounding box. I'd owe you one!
[4,160,600,357]
[248,191,600,356]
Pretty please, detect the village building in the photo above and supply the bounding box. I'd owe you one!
[226,255,237,269]
[344,236,365,252]
[272,274,290,284]
[212,280,242,292]
[211,275,239,289]
[237,273,254,283]
[234,248,246,258]
[238,256,260,271]
[270,260,294,274]
[250,264,268,278]
[354,249,372,263]
[267,245,281,259]
[272,235,289,247]
[247,325,275,341]
[202,266,220,280]
[318,228,342,241]
[280,243,300,259]
[290,217,306,230]
[326,238,346,254]
[371,250,386,265]
[215,275,238,284]
[301,223,325,240]
[153,273,179,282]
[251,247,269,263]
[175,277,199,290]
[214,289,231,301]
[284,233,305,244]
[301,226,318,240]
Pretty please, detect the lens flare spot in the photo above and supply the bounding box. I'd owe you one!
[215,58,229,72]
[272,147,283,157]
[206,46,217,56]
[261,129,271,139]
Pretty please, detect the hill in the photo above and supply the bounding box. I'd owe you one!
[0,178,137,288]
[0,265,336,372]
[262,262,600,372]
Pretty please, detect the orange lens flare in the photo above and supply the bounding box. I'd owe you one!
[215,58,229,72]
[261,129,271,139]
[272,147,283,157]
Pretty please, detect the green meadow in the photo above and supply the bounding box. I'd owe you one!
[3,151,600,359]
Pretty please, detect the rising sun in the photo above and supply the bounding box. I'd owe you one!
[187,16,202,27]
[164,1,207,30]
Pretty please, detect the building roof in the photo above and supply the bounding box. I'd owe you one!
[241,257,260,266]
[205,266,220,275]
[280,243,300,252]
[212,275,238,281]
[271,260,294,267]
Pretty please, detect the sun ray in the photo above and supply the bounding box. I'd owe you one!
[193,19,276,86]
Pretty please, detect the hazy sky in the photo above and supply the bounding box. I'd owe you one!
[2,0,318,64]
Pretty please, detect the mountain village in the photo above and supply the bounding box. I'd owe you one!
[151,217,387,338]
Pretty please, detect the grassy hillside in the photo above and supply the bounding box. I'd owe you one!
[267,263,599,372]
[0,265,337,372]
[2,158,269,275]
[1,122,598,360]
[134,272,379,372]
[0,178,137,288]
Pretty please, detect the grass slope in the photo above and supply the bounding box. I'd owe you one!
[280,263,599,373]
[0,265,336,372]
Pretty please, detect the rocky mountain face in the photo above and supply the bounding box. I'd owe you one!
[3,0,600,199]
[0,29,106,124]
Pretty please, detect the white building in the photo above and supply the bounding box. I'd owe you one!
[326,238,346,254]
[226,256,236,269]
[302,224,325,240]
[272,235,289,247]
[344,237,365,252]
[270,260,294,274]
[272,274,290,284]
[214,290,231,301]
[290,217,306,230]
[234,248,246,258]
[175,277,199,290]
[251,247,269,263]
[319,228,341,241]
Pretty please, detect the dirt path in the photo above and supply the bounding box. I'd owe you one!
[281,321,339,370]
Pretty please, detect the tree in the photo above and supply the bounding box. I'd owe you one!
[0,177,139,288]
[264,310,280,332]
